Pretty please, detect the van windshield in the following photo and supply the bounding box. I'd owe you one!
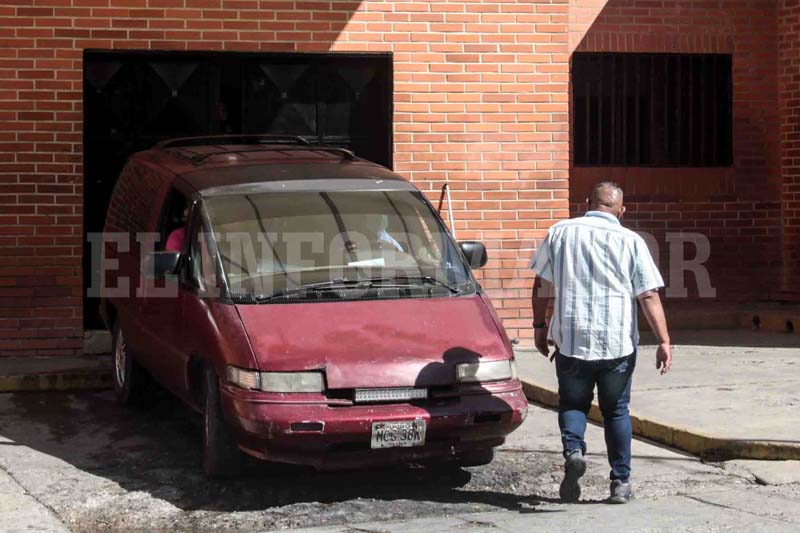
[202,190,476,302]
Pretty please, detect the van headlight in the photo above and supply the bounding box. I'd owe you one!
[226,366,326,393]
[456,359,517,383]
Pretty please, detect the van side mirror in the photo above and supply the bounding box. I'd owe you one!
[143,251,181,279]
[459,241,488,269]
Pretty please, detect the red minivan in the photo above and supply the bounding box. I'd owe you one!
[100,135,527,477]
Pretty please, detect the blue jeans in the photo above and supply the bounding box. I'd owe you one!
[555,349,636,482]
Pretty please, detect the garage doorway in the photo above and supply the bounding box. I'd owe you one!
[83,50,393,328]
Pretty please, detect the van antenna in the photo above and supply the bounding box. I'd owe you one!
[437,182,457,239]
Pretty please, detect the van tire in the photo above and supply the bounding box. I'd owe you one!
[112,321,152,405]
[458,448,495,467]
[202,366,242,478]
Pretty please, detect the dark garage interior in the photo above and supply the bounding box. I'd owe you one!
[82,50,393,328]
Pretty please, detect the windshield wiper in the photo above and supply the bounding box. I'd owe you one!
[251,285,333,303]
[361,275,462,294]
[247,276,462,303]
[301,278,375,290]
[250,278,410,303]
[294,277,461,292]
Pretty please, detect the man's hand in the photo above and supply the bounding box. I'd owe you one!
[656,342,672,375]
[535,328,553,361]
[637,290,672,376]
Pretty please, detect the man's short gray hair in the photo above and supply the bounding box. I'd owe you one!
[590,181,624,208]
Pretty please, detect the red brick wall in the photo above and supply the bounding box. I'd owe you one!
[780,0,800,295]
[568,0,782,302]
[0,0,570,356]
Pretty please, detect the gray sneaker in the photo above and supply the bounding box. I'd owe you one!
[559,450,587,502]
[608,479,632,504]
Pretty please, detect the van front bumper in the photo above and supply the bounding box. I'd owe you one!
[220,381,528,470]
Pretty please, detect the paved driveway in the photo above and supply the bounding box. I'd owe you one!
[0,390,798,532]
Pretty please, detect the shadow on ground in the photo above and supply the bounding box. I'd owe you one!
[0,390,555,517]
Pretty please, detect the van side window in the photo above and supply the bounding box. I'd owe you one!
[183,207,219,295]
[158,188,190,252]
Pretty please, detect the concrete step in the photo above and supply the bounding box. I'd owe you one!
[0,355,112,392]
[661,305,799,333]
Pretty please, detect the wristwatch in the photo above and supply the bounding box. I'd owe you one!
[532,322,547,329]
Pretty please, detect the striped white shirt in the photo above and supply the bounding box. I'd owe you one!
[530,211,664,360]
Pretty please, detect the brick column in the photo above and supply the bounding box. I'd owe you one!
[780,0,800,297]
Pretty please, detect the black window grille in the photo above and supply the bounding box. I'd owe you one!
[572,53,732,167]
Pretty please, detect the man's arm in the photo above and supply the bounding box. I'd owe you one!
[529,230,555,358]
[532,275,554,359]
[637,290,672,375]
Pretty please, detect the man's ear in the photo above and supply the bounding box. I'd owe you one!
[618,205,626,220]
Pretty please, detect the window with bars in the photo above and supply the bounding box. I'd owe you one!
[572,53,732,167]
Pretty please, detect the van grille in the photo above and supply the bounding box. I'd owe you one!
[353,387,428,404]
[327,386,461,406]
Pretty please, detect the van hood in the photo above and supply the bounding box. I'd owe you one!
[235,295,509,389]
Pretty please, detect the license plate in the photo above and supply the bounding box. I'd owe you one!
[370,419,426,449]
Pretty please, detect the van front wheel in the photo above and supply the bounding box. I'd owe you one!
[202,366,242,478]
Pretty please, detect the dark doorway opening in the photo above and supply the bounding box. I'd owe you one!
[83,50,393,329]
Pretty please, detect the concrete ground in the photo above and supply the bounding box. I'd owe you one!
[517,330,800,447]
[0,390,799,532]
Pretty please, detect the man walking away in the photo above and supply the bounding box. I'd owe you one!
[529,182,672,504]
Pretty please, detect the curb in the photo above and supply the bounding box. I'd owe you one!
[521,380,800,462]
[0,372,112,392]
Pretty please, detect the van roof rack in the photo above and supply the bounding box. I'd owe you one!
[155,134,311,149]
[155,134,357,164]
[188,145,356,164]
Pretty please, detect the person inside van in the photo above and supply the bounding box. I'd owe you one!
[166,206,189,253]
[342,214,404,257]
[372,214,404,252]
